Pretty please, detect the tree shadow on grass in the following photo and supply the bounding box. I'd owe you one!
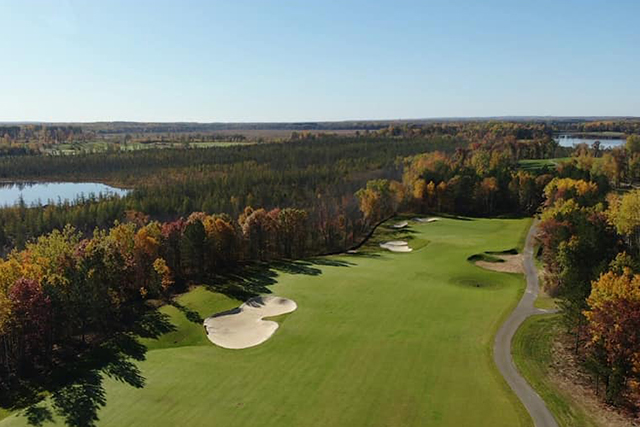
[14,256,355,426]
[204,257,353,301]
[206,263,279,300]
[168,300,204,324]
[9,254,356,426]
[271,260,323,276]
[343,251,382,259]
[12,308,175,427]
[305,258,355,267]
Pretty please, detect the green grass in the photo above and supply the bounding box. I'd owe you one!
[534,292,559,310]
[468,248,520,264]
[141,288,240,351]
[512,315,597,427]
[518,158,569,172]
[517,217,533,249]
[1,217,534,427]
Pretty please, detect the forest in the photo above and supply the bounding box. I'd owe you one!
[0,120,638,420]
[535,135,640,409]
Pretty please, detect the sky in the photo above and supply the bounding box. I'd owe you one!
[0,0,639,122]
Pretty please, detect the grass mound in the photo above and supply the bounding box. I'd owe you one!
[468,253,505,263]
[486,248,519,255]
[468,248,519,263]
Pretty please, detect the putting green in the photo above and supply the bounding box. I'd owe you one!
[2,217,533,427]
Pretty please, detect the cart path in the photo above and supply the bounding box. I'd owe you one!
[493,221,559,427]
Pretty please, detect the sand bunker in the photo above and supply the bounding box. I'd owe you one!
[413,217,440,223]
[380,240,413,252]
[392,221,409,229]
[203,295,297,349]
[476,254,523,273]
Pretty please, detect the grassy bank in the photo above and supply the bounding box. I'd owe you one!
[512,314,598,427]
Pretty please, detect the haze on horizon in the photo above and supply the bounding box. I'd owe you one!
[1,0,639,123]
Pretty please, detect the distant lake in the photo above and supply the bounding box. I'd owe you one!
[555,135,627,149]
[0,182,129,207]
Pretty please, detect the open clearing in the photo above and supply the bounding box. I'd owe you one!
[518,158,569,172]
[1,217,533,427]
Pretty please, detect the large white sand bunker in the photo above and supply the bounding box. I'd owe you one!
[204,295,297,349]
[392,221,409,229]
[380,240,413,252]
[413,217,440,223]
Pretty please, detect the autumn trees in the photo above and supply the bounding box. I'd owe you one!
[355,180,399,225]
[626,135,640,155]
[607,190,640,254]
[543,177,600,207]
[585,270,640,403]
[352,137,557,222]
[393,147,549,217]
[5,278,51,376]
[558,134,640,189]
[0,135,449,253]
[537,178,640,406]
[0,125,592,254]
[0,203,316,392]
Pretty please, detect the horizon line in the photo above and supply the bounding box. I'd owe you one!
[2,115,640,125]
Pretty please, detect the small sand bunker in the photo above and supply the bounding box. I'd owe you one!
[476,254,523,273]
[392,221,409,229]
[380,240,413,252]
[204,295,297,349]
[413,217,440,223]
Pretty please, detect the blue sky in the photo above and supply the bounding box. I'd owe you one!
[0,0,638,122]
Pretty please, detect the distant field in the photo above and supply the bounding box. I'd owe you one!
[1,217,533,427]
[518,158,569,172]
[42,128,365,155]
[211,128,361,139]
[43,140,258,155]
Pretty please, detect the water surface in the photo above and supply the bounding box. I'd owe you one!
[0,182,129,207]
[555,135,626,149]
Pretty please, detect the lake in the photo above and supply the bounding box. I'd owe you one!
[555,135,627,149]
[0,182,129,207]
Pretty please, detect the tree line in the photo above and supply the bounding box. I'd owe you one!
[536,136,640,408]
[0,131,567,253]
[0,135,467,252]
[0,206,322,404]
[354,148,553,223]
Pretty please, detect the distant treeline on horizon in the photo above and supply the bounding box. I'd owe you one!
[1,116,640,135]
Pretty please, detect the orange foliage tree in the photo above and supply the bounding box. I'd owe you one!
[585,270,640,404]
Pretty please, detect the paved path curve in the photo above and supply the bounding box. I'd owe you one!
[493,221,559,427]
